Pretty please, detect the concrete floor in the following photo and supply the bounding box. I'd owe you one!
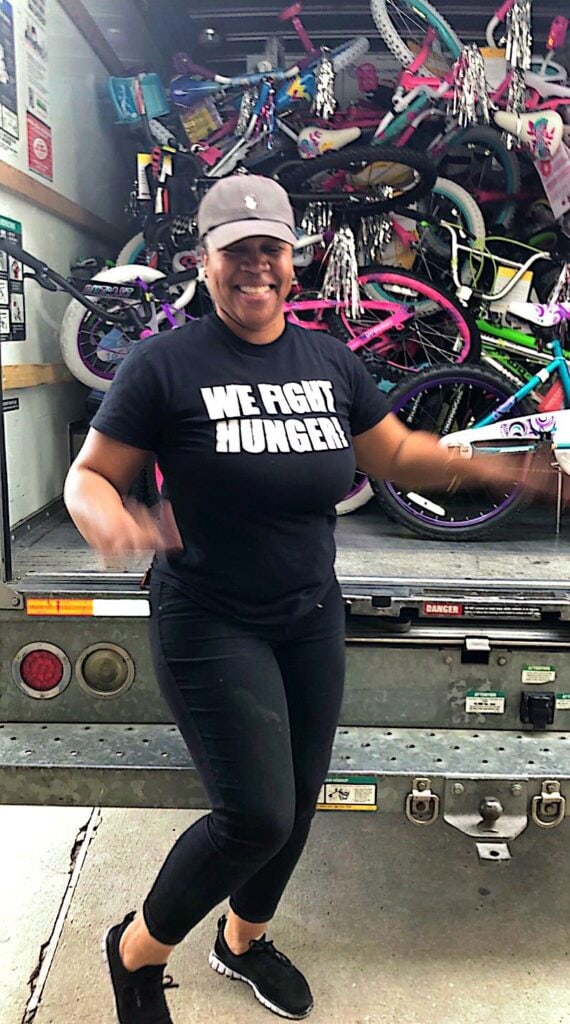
[2,805,570,1024]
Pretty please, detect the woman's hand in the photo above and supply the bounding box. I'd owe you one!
[97,499,183,562]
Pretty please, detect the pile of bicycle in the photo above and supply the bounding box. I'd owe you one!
[2,0,570,541]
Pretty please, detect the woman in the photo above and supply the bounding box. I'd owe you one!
[64,174,543,1024]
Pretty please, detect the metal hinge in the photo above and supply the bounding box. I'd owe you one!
[531,780,566,829]
[405,777,440,826]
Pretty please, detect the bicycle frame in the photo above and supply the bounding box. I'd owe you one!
[174,2,332,85]
[0,237,199,338]
[284,297,414,354]
[474,339,570,429]
[440,219,555,304]
[373,16,570,150]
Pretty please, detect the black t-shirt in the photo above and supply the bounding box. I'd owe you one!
[91,312,389,623]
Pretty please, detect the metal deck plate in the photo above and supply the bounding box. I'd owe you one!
[3,723,570,776]
[3,724,570,810]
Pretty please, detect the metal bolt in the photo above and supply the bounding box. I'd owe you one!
[546,782,558,794]
[417,780,427,791]
[444,656,453,665]
[11,597,19,607]
[498,656,507,666]
[511,783,523,796]
[453,783,465,795]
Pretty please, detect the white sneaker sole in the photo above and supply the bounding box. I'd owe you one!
[208,950,313,1020]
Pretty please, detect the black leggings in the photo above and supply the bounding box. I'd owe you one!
[143,577,346,946]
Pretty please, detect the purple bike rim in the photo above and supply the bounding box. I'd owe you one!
[386,373,520,528]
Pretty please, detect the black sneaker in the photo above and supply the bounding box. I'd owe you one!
[102,911,179,1023]
[208,913,313,1019]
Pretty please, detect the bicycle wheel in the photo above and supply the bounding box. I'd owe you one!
[336,472,374,515]
[415,177,486,283]
[372,364,534,539]
[115,232,152,266]
[370,0,462,70]
[326,267,480,370]
[434,126,520,229]
[283,144,436,212]
[59,265,168,391]
[328,36,370,72]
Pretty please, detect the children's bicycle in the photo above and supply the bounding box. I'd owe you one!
[371,299,570,540]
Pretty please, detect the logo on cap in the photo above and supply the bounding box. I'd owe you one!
[244,194,258,210]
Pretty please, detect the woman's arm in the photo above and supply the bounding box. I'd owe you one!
[64,429,179,558]
[352,413,549,494]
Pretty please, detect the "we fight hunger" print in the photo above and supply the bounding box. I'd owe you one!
[200,380,350,454]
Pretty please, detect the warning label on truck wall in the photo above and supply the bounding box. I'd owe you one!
[465,691,506,714]
[317,775,377,811]
[423,602,463,616]
[522,665,556,684]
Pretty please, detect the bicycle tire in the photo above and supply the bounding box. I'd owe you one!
[434,126,521,229]
[328,36,370,72]
[115,232,149,266]
[283,144,437,212]
[370,0,462,69]
[326,266,480,369]
[416,177,486,267]
[336,474,374,514]
[59,265,166,391]
[372,364,534,540]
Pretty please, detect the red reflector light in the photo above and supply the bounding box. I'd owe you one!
[20,650,64,691]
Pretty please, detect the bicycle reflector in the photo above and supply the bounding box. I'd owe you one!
[13,643,71,698]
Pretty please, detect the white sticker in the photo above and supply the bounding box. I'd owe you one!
[556,694,570,710]
[92,599,150,617]
[522,666,556,684]
[465,691,505,714]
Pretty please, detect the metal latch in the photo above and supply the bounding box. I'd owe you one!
[405,777,440,826]
[531,780,566,829]
[462,636,491,665]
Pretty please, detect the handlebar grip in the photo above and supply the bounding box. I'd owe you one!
[0,236,49,275]
[279,3,302,20]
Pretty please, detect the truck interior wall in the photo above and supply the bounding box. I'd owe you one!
[0,0,140,527]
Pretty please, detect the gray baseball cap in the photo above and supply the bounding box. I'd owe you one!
[197,175,297,249]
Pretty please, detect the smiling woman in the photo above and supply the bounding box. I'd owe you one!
[197,175,297,344]
[203,236,294,343]
[64,172,551,1024]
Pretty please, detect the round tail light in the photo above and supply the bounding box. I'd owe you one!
[13,643,71,698]
[76,644,134,698]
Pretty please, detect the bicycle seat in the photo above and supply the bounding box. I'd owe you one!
[494,109,563,158]
[525,71,570,99]
[297,125,361,158]
[508,302,570,327]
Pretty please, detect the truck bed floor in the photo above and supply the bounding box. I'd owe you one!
[11,502,570,585]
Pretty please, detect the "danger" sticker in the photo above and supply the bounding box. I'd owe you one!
[423,602,464,616]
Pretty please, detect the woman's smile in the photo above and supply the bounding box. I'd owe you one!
[204,236,294,343]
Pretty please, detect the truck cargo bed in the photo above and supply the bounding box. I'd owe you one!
[11,501,570,586]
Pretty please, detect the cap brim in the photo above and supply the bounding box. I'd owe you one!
[204,219,297,250]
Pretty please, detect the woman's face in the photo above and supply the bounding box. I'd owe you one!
[203,235,294,342]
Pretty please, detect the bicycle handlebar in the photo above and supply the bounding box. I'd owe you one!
[0,236,52,276]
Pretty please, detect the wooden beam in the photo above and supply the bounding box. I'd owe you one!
[57,0,125,77]
[2,364,75,390]
[0,161,124,247]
